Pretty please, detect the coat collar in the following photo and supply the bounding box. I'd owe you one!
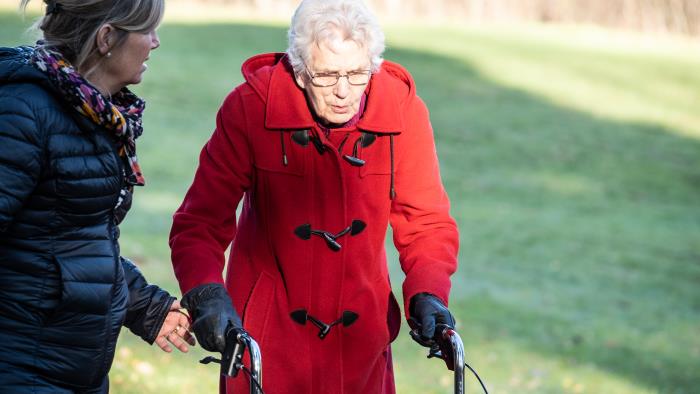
[262,55,405,134]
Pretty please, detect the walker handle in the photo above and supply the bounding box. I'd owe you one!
[200,325,263,394]
[417,324,466,394]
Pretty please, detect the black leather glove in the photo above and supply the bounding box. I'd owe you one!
[408,292,456,347]
[181,283,242,353]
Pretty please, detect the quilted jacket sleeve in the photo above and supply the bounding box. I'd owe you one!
[0,93,44,232]
[121,257,176,344]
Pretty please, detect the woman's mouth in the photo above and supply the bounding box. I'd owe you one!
[331,105,349,114]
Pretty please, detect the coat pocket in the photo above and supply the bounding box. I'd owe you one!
[387,290,401,344]
[359,134,393,177]
[37,256,63,323]
[52,255,112,315]
[242,271,276,342]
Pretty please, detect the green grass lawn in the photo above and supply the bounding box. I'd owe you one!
[2,10,699,394]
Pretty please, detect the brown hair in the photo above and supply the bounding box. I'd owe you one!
[21,0,164,72]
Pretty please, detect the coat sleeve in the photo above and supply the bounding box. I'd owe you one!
[389,94,459,318]
[169,89,253,294]
[0,94,44,232]
[121,257,176,344]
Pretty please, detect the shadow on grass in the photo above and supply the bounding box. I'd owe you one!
[388,40,700,392]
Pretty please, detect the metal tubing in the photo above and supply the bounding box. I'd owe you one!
[242,334,263,394]
[444,329,466,394]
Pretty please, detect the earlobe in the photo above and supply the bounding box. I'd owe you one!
[95,24,115,56]
[294,73,306,89]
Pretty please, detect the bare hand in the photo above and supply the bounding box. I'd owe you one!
[154,300,196,353]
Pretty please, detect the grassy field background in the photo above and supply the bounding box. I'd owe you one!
[1,5,699,394]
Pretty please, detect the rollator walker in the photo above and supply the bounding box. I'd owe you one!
[201,323,486,394]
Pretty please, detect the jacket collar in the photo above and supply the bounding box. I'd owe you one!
[263,56,403,134]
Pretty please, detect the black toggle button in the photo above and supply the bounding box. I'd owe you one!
[319,232,342,251]
[343,155,366,167]
[340,311,359,326]
[290,309,360,339]
[350,220,366,235]
[290,309,308,325]
[294,224,312,240]
[292,129,310,146]
[361,132,377,148]
[294,220,367,251]
[343,136,366,167]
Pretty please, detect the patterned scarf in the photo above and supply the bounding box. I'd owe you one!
[30,45,146,188]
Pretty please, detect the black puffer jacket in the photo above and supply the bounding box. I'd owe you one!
[0,46,175,393]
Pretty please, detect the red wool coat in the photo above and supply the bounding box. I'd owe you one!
[170,53,459,393]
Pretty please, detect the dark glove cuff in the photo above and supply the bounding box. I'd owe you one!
[182,283,241,352]
[181,283,235,320]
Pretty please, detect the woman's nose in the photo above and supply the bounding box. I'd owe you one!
[151,31,160,50]
[334,76,350,98]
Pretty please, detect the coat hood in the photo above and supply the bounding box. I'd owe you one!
[240,52,416,134]
[0,46,54,92]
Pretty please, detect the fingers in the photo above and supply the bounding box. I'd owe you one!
[155,310,196,353]
[155,335,173,353]
[170,300,193,325]
[420,313,436,340]
[410,328,432,347]
[194,316,227,353]
[158,324,192,353]
[168,326,190,352]
[442,311,456,328]
[208,330,227,353]
[182,329,196,346]
[178,313,196,346]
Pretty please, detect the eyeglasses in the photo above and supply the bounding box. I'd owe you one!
[305,65,371,87]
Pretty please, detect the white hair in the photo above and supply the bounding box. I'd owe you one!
[286,0,385,75]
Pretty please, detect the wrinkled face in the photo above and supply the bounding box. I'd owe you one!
[104,30,160,90]
[296,36,371,127]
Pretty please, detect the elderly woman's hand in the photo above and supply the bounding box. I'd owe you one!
[154,300,196,353]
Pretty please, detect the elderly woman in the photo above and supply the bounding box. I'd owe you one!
[0,0,194,392]
[170,0,459,392]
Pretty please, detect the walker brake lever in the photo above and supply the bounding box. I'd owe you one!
[197,324,248,377]
[411,324,457,371]
[200,355,222,365]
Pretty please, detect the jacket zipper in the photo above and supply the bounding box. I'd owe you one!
[93,130,127,384]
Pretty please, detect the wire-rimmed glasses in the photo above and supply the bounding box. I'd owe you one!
[305,65,371,87]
